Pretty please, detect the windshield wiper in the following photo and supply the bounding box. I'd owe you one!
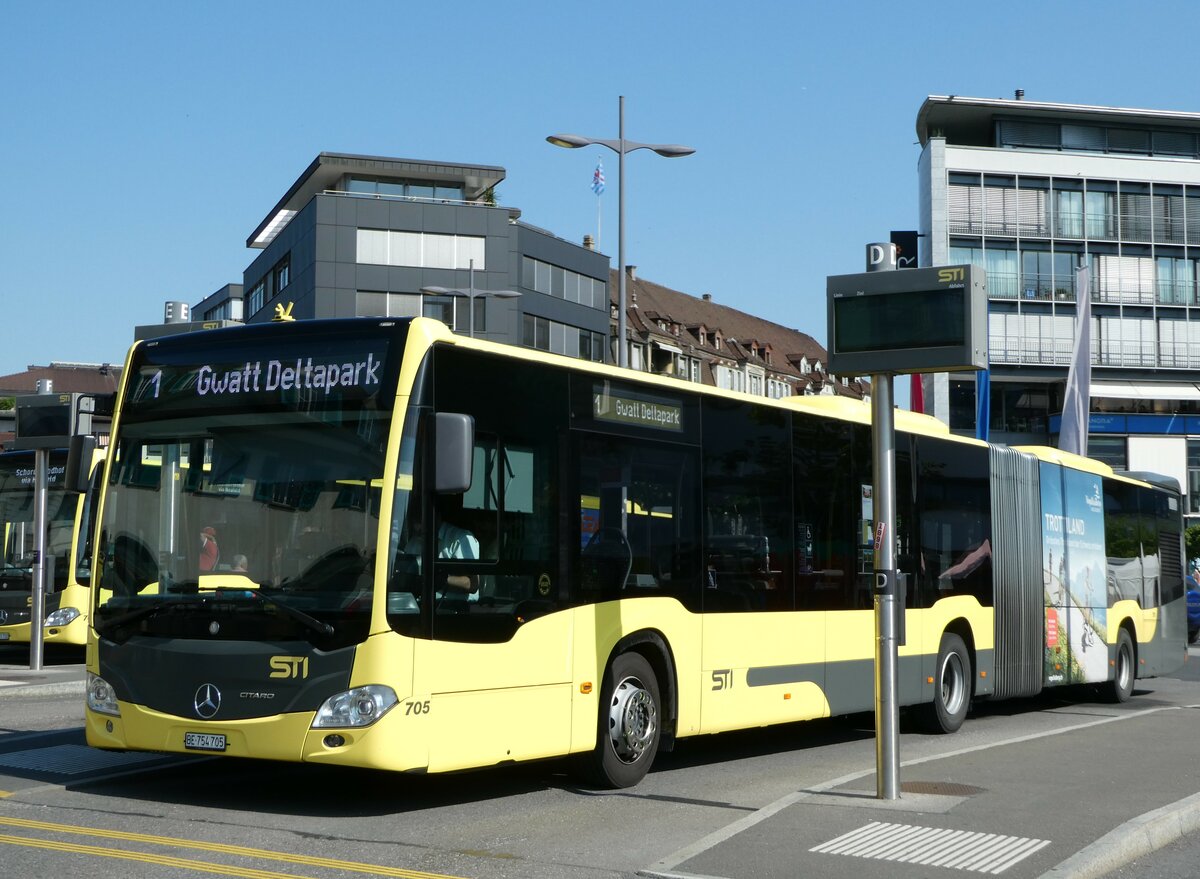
[232,589,334,637]
[99,599,199,631]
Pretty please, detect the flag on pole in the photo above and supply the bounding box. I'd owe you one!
[910,374,925,414]
[975,369,990,441]
[591,160,605,196]
[1059,265,1092,456]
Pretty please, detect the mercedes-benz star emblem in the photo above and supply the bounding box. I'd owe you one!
[194,683,221,719]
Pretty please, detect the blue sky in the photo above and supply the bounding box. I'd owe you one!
[4,0,1197,383]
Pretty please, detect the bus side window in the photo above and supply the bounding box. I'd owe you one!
[1138,489,1162,608]
[702,398,792,613]
[915,437,992,608]
[1104,480,1142,605]
[794,415,857,611]
[576,434,700,605]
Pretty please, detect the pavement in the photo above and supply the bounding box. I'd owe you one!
[648,684,1200,879]
[1,651,1198,879]
[0,654,86,699]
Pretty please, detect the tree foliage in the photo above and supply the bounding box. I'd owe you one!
[1185,524,1200,572]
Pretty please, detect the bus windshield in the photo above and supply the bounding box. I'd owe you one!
[93,320,404,649]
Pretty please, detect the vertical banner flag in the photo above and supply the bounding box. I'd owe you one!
[592,159,605,248]
[910,374,925,414]
[975,369,990,441]
[1059,265,1092,456]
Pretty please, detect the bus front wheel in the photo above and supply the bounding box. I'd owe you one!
[580,652,661,789]
[921,633,971,734]
[1105,629,1135,704]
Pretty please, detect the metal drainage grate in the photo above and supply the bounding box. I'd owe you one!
[0,744,175,777]
[902,780,986,797]
[811,821,1051,875]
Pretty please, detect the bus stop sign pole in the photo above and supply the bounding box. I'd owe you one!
[867,242,900,800]
[829,246,988,801]
[871,372,900,800]
[29,447,49,672]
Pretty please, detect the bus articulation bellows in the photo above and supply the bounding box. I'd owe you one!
[84,318,1188,787]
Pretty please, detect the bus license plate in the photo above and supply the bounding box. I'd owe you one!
[0,633,9,641]
[184,732,227,752]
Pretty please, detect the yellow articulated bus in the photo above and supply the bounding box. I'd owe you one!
[82,317,1188,787]
[0,447,104,647]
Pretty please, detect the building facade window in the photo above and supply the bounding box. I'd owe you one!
[274,257,290,295]
[521,314,599,359]
[247,281,265,317]
[714,364,745,393]
[357,291,419,318]
[521,256,606,310]
[422,295,455,326]
[345,176,464,202]
[357,229,485,271]
[1088,437,1127,470]
[1188,439,1200,514]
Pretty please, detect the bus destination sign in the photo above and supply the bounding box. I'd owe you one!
[125,338,392,415]
[593,385,683,432]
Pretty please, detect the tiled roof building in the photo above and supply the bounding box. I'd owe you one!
[612,267,868,400]
[0,362,122,399]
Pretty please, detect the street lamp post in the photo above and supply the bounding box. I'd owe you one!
[420,259,521,338]
[547,96,695,368]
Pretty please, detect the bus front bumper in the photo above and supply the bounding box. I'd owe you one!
[85,698,430,772]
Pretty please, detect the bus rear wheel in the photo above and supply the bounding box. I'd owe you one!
[921,633,971,734]
[580,652,661,789]
[1105,629,1135,704]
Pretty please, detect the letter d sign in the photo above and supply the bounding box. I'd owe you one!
[866,242,898,272]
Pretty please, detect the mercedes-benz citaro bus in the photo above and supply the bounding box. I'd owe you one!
[0,446,105,647]
[82,317,1188,787]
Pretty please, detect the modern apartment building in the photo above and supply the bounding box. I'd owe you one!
[192,151,859,403]
[207,152,611,360]
[917,94,1200,521]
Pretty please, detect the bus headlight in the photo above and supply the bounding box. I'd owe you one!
[311,685,398,729]
[45,607,81,627]
[86,674,120,717]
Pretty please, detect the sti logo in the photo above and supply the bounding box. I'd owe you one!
[938,267,965,283]
[269,656,310,679]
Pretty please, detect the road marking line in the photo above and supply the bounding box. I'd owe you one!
[0,816,462,879]
[0,833,325,878]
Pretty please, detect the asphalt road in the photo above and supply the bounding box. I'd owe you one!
[0,643,1197,879]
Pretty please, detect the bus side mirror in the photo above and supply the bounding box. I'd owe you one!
[65,435,97,494]
[434,412,474,494]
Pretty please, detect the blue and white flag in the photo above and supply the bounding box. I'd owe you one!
[1059,265,1092,457]
[591,160,605,196]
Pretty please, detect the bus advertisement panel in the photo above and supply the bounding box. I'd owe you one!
[1041,464,1108,686]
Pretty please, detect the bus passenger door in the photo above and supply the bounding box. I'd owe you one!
[700,399,826,732]
[410,394,573,773]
